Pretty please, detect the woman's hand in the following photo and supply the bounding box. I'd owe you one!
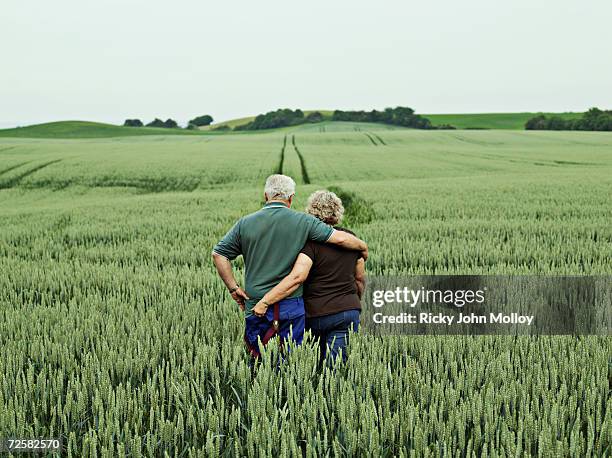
[253,300,269,317]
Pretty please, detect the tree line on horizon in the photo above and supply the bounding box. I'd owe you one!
[332,107,455,130]
[125,106,612,133]
[234,109,323,131]
[525,108,612,131]
[123,115,214,129]
[234,107,456,131]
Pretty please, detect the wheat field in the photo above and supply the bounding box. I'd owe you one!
[1,126,610,456]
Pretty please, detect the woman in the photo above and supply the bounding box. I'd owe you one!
[252,190,366,362]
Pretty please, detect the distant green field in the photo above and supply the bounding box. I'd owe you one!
[425,112,583,130]
[0,121,207,139]
[278,120,407,134]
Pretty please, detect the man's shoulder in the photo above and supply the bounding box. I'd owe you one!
[293,210,326,225]
[284,207,314,219]
[259,206,318,223]
[239,206,323,232]
[240,207,272,223]
[238,206,305,229]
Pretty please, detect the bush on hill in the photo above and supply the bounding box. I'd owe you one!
[306,111,324,123]
[146,118,179,129]
[123,119,143,127]
[189,115,213,126]
[525,108,612,131]
[146,118,165,128]
[235,109,306,130]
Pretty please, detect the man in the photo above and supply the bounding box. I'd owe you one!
[212,174,368,357]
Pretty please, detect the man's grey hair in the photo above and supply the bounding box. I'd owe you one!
[264,174,296,200]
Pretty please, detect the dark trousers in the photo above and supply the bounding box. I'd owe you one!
[306,309,360,362]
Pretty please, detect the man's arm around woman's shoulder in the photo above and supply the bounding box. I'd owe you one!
[326,229,368,261]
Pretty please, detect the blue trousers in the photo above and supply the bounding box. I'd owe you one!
[306,309,360,362]
[244,297,305,357]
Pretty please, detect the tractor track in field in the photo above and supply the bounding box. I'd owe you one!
[449,133,504,146]
[372,133,386,145]
[364,133,378,146]
[364,132,386,146]
[0,159,62,189]
[0,161,31,177]
[276,135,287,174]
[291,135,310,184]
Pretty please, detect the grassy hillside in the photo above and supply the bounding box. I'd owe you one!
[204,110,334,130]
[0,121,208,139]
[204,116,255,130]
[424,112,583,130]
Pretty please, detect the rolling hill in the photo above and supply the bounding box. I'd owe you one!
[0,112,587,138]
[424,112,583,130]
[202,110,335,130]
[0,121,208,139]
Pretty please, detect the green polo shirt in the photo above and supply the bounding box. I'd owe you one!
[213,201,334,315]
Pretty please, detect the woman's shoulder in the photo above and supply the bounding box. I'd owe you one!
[333,226,357,237]
[301,226,358,259]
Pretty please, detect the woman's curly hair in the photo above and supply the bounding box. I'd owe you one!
[305,190,344,226]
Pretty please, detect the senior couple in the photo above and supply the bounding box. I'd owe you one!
[212,174,367,361]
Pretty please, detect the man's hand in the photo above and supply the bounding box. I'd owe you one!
[253,300,268,317]
[212,253,249,310]
[230,287,249,311]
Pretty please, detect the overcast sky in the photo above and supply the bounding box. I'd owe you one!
[2,0,611,127]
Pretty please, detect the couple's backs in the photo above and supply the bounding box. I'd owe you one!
[213,201,334,309]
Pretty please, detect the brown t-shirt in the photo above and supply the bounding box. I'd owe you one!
[300,227,362,318]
